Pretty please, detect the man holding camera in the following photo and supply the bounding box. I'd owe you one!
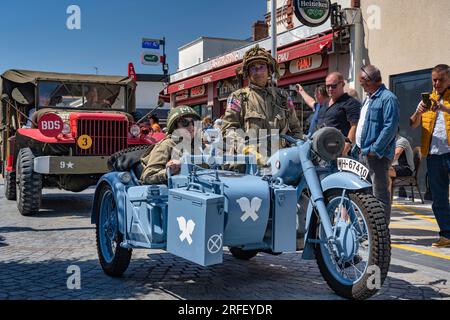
[410,64,450,248]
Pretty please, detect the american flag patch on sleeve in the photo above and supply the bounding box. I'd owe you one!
[227,96,242,112]
[287,96,295,109]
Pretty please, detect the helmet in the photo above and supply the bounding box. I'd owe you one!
[240,45,280,79]
[166,106,201,134]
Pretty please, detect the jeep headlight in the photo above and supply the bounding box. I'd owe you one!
[130,124,141,137]
[62,123,71,135]
[311,127,345,162]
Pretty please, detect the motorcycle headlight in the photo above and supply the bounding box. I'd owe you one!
[118,172,132,184]
[311,127,345,162]
[130,124,141,137]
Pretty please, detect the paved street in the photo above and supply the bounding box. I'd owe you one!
[0,178,449,300]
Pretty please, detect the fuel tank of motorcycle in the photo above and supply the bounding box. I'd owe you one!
[268,147,302,185]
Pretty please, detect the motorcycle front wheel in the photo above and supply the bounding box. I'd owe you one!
[314,189,391,300]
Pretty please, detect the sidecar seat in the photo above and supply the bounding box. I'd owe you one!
[133,163,144,180]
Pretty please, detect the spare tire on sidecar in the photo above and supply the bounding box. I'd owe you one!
[107,144,155,177]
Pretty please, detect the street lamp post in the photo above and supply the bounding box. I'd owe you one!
[271,0,277,83]
[161,37,168,79]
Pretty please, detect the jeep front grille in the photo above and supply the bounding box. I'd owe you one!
[75,119,128,156]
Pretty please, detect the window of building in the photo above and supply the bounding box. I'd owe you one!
[191,104,212,119]
[390,69,432,147]
[390,68,432,188]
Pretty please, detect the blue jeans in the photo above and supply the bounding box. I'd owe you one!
[427,153,450,239]
[365,156,392,225]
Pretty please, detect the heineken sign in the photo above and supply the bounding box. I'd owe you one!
[294,0,332,27]
[141,50,161,66]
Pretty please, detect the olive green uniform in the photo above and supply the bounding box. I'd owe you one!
[140,135,182,185]
[222,84,303,141]
[140,106,201,185]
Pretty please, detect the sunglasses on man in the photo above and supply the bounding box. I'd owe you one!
[326,83,340,89]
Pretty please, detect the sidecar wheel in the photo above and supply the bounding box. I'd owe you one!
[95,183,132,277]
[314,190,391,300]
[229,247,259,260]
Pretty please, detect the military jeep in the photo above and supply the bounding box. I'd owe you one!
[0,70,165,216]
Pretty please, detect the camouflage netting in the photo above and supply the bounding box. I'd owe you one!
[239,45,280,79]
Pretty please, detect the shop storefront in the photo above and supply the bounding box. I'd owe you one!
[174,84,211,118]
[216,77,243,116]
[166,31,335,132]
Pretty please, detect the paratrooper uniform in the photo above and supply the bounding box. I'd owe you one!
[221,45,303,158]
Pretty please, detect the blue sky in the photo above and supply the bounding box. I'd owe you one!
[0,0,266,77]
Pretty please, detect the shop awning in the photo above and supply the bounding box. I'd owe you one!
[167,63,239,94]
[276,33,333,64]
[167,33,334,95]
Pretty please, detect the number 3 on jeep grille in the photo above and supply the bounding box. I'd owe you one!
[77,135,93,150]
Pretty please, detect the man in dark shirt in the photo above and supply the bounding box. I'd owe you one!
[317,72,361,155]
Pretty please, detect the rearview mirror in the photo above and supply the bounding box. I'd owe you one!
[0,93,9,102]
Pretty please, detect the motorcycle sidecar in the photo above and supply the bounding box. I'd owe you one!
[92,159,297,276]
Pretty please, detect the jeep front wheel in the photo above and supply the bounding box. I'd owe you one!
[16,148,42,216]
[4,169,17,201]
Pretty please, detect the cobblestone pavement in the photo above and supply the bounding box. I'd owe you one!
[1,182,449,300]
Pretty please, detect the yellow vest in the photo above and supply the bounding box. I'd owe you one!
[421,89,450,156]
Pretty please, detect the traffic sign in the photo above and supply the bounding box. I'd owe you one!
[141,51,161,66]
[142,38,160,50]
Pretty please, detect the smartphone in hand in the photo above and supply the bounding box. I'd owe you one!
[421,92,432,109]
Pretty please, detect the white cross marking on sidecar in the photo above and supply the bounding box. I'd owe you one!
[237,197,262,222]
[177,217,195,245]
[207,234,223,254]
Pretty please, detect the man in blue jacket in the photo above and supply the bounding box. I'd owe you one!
[355,65,400,224]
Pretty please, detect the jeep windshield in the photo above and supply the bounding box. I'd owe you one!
[37,81,127,111]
